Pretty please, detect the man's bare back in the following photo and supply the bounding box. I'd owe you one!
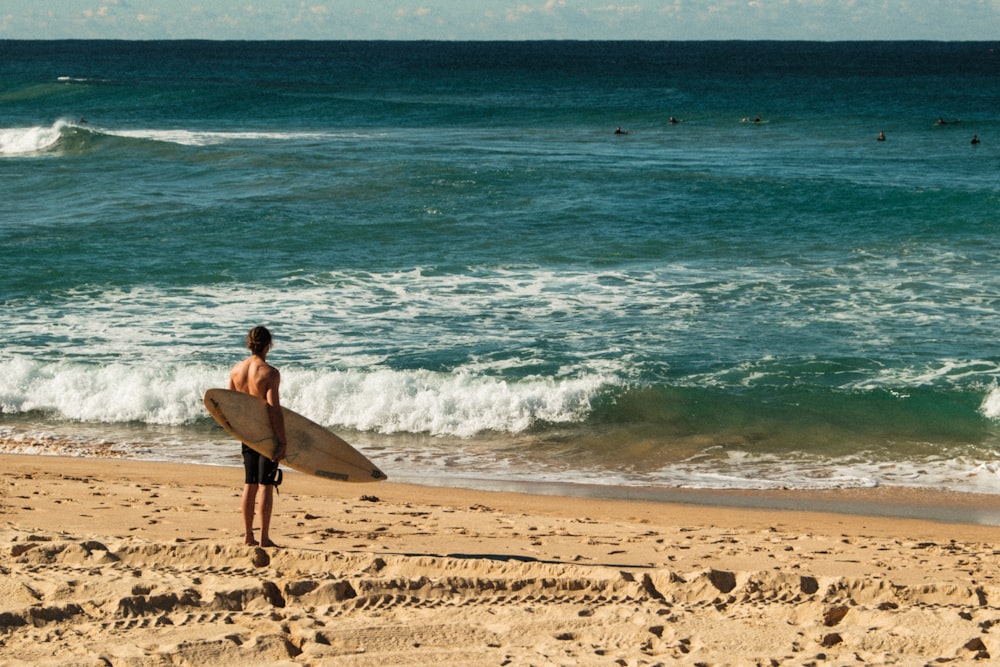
[229,356,280,402]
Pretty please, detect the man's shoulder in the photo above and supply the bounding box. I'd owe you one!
[254,361,280,383]
[228,358,248,382]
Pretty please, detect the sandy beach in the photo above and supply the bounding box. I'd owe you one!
[3,454,1000,666]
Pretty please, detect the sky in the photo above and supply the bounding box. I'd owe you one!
[2,1,1000,41]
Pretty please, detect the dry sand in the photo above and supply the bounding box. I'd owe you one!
[2,453,1000,666]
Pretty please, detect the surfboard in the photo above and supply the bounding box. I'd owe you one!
[203,388,386,483]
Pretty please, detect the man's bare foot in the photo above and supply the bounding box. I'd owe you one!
[260,539,279,548]
[245,537,259,546]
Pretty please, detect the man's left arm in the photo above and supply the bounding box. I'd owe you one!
[265,373,288,462]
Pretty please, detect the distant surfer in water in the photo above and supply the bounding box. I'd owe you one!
[614,126,628,135]
[971,134,981,145]
[229,325,287,547]
[877,130,886,142]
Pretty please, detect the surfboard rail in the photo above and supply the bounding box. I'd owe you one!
[204,388,386,483]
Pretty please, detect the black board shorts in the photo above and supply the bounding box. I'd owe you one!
[242,443,280,486]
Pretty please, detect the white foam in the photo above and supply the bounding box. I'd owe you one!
[981,385,1000,420]
[1,357,220,425]
[0,120,67,156]
[103,128,360,146]
[5,266,1000,433]
[286,369,606,437]
[3,274,643,376]
[855,360,1000,393]
[0,121,373,153]
[376,441,1000,497]
[0,354,610,438]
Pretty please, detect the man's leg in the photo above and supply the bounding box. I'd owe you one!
[242,483,259,546]
[258,485,275,547]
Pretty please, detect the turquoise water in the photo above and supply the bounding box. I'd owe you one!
[3,40,1000,494]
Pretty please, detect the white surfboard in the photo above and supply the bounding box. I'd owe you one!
[204,388,386,483]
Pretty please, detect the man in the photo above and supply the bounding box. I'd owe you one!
[228,326,287,547]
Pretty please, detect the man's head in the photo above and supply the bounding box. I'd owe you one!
[246,326,273,356]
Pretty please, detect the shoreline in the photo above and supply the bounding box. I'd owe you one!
[391,472,1000,526]
[4,453,1000,665]
[6,423,1000,512]
[7,450,1000,526]
[5,451,1000,551]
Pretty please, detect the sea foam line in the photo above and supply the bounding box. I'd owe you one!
[103,128,364,146]
[0,356,609,436]
[285,368,607,437]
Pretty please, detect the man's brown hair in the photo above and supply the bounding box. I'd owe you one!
[246,326,272,356]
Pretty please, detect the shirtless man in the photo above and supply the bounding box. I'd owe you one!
[228,326,287,547]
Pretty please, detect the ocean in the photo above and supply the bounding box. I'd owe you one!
[3,40,1000,499]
